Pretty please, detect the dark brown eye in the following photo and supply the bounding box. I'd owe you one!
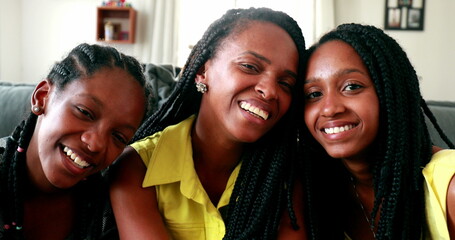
[305,91,322,100]
[279,78,295,90]
[344,83,363,91]
[113,132,128,145]
[240,63,259,73]
[77,107,94,120]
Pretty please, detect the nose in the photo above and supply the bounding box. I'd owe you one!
[81,130,105,153]
[255,77,278,100]
[321,92,345,117]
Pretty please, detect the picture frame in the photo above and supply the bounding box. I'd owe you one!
[384,0,425,31]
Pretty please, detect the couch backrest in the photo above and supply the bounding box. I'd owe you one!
[0,82,35,138]
[426,101,455,148]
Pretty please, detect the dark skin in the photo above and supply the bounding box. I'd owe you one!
[191,124,242,206]
[342,159,377,240]
[110,147,170,240]
[23,185,75,239]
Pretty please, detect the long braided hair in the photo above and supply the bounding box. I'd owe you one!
[0,43,149,239]
[301,23,454,240]
[132,7,306,239]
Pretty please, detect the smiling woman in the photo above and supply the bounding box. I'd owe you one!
[0,43,149,239]
[300,23,455,240]
[109,7,307,240]
[303,40,380,161]
[31,67,146,189]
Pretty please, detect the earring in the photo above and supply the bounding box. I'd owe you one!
[195,82,208,93]
[32,106,41,113]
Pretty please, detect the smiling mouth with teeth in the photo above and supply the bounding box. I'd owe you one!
[240,101,269,120]
[63,146,90,168]
[323,124,355,134]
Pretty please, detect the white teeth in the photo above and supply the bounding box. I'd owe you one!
[63,146,90,168]
[74,157,89,168]
[324,124,354,134]
[240,102,269,120]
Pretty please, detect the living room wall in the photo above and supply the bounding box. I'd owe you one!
[1,0,454,101]
[334,0,455,102]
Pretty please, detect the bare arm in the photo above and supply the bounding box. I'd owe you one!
[109,146,170,240]
[277,179,307,240]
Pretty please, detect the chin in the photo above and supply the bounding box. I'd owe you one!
[324,148,353,160]
[48,178,80,190]
[235,132,263,143]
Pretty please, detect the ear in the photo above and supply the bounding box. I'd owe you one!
[195,61,209,83]
[31,80,52,115]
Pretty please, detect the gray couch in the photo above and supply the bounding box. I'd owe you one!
[0,63,180,138]
[425,101,455,148]
[0,82,34,137]
[1,66,455,149]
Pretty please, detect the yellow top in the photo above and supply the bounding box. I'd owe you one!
[423,149,455,240]
[131,115,241,240]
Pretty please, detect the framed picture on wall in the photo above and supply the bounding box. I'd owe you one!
[384,0,425,30]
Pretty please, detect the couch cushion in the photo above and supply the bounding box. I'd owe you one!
[0,82,35,137]
[142,63,179,114]
[426,101,455,148]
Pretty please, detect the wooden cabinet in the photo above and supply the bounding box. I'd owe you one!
[96,7,136,44]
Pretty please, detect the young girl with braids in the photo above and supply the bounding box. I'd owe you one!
[0,43,149,239]
[110,7,307,240]
[301,23,454,240]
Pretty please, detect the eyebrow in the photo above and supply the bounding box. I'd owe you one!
[77,93,104,107]
[76,94,138,131]
[304,68,367,84]
[240,51,298,79]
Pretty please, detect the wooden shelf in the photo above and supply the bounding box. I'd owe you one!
[96,7,136,44]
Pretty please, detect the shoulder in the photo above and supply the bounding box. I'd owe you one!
[442,150,455,197]
[424,149,455,171]
[432,150,455,211]
[109,146,146,187]
[131,131,162,152]
[423,149,455,189]
[130,131,163,167]
[423,149,455,205]
[132,116,196,163]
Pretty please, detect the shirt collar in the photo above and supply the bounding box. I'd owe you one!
[143,115,196,187]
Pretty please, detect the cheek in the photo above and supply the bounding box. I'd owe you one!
[360,99,380,142]
[303,105,317,130]
[37,116,65,141]
[281,92,293,112]
[280,95,293,113]
[93,145,122,173]
[271,92,292,121]
[367,109,380,138]
[106,147,124,166]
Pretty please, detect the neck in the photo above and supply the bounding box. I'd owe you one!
[191,120,243,171]
[191,121,243,206]
[341,158,374,187]
[343,158,378,239]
